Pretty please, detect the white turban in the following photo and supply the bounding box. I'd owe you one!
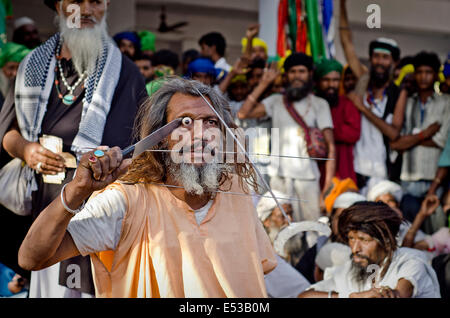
[256,190,291,222]
[14,17,36,30]
[332,192,366,209]
[367,180,403,203]
[315,242,351,271]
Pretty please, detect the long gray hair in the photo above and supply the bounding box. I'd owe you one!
[121,77,258,192]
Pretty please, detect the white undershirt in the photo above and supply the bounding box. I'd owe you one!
[354,93,390,179]
[194,200,214,225]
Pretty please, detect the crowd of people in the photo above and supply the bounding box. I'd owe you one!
[0,0,448,299]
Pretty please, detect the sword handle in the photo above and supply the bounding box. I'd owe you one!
[122,145,135,158]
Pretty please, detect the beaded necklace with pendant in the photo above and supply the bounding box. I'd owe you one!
[54,42,87,106]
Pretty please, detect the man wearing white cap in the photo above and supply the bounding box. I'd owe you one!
[340,0,405,192]
[12,17,41,49]
[367,179,441,253]
[256,190,293,243]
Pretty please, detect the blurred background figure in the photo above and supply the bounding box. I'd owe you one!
[113,31,141,60]
[199,31,231,72]
[241,24,268,63]
[152,48,179,78]
[137,30,155,57]
[340,65,357,95]
[185,57,219,86]
[0,42,30,101]
[181,49,200,76]
[0,262,28,298]
[12,16,41,49]
[134,53,154,84]
[441,53,450,94]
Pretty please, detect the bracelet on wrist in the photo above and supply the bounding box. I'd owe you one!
[60,183,85,215]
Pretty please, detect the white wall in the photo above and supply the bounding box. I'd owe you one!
[333,0,450,63]
[8,0,450,65]
[134,0,259,64]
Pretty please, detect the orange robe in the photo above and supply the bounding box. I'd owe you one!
[89,177,277,298]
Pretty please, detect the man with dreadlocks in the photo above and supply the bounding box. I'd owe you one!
[18,78,277,298]
[299,202,440,298]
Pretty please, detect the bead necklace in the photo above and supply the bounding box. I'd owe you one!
[54,42,87,106]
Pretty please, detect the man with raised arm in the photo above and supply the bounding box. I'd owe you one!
[18,78,277,298]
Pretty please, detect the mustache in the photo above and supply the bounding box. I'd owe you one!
[290,79,307,86]
[372,64,388,72]
[178,141,217,155]
[351,253,372,262]
[80,16,98,23]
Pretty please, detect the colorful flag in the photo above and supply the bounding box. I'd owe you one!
[305,0,326,63]
[321,0,335,59]
[0,0,12,48]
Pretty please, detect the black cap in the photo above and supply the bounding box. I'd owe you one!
[369,38,401,62]
[284,53,314,72]
[44,0,59,11]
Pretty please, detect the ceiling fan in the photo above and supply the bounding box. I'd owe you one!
[158,5,188,33]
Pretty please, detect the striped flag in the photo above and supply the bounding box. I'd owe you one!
[305,0,326,63]
[277,0,335,62]
[321,0,335,59]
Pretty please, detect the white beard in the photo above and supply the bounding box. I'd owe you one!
[167,157,231,196]
[57,11,109,76]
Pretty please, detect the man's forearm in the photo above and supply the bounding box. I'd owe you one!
[419,139,440,148]
[339,0,364,78]
[18,182,88,271]
[323,147,336,193]
[244,36,253,58]
[237,80,270,119]
[298,290,338,298]
[390,133,433,151]
[428,168,448,195]
[359,107,399,141]
[322,129,336,193]
[2,126,29,160]
[218,70,236,93]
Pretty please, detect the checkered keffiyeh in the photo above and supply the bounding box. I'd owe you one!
[14,33,122,190]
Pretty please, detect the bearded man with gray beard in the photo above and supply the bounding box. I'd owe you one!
[17,78,277,298]
[0,0,146,297]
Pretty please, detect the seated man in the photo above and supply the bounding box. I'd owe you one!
[18,78,277,298]
[299,202,441,298]
[295,191,366,283]
[256,191,311,298]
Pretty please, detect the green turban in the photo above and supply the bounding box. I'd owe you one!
[314,58,343,80]
[146,78,167,97]
[0,42,31,68]
[138,31,156,53]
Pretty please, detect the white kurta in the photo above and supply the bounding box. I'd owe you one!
[308,247,441,298]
